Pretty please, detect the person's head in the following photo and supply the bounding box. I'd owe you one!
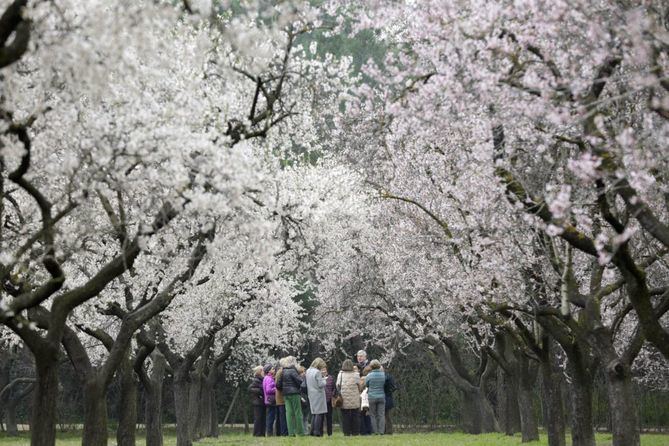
[252,365,263,377]
[298,365,305,375]
[263,364,274,376]
[341,359,354,372]
[284,356,298,368]
[362,365,372,376]
[369,359,381,370]
[356,350,367,363]
[310,357,326,370]
[279,357,289,368]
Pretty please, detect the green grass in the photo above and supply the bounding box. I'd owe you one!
[0,432,668,446]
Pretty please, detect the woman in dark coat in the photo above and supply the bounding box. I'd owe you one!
[248,365,265,436]
[384,370,398,434]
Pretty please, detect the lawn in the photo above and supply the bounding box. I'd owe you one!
[1,432,668,446]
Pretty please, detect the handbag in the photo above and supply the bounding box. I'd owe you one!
[332,372,344,408]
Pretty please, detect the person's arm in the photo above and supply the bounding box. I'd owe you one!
[249,380,261,396]
[387,374,397,392]
[316,373,326,388]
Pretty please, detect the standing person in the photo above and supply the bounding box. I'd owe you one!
[306,357,328,436]
[359,365,373,435]
[299,366,310,433]
[337,359,361,436]
[324,368,336,436]
[365,359,386,434]
[278,356,304,436]
[262,364,277,436]
[356,350,369,370]
[248,366,265,437]
[384,368,398,434]
[274,359,289,436]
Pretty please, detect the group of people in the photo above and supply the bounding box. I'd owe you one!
[248,350,397,437]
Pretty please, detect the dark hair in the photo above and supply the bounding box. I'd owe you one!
[341,359,354,371]
[362,365,372,376]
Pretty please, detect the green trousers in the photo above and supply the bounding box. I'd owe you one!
[284,394,304,436]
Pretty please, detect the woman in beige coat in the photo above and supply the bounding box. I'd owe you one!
[336,359,361,435]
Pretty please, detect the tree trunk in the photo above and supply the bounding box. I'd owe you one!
[187,377,200,441]
[461,388,497,434]
[144,385,163,446]
[497,367,520,435]
[517,356,539,442]
[81,376,109,446]
[517,380,539,442]
[569,364,596,446]
[117,356,138,446]
[144,351,166,446]
[540,348,566,446]
[207,370,220,437]
[187,371,208,441]
[198,377,213,438]
[606,361,640,446]
[31,355,59,446]
[174,377,192,446]
[209,393,219,437]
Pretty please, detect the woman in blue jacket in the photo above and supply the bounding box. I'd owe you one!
[364,359,386,434]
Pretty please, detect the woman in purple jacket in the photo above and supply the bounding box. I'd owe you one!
[263,364,277,436]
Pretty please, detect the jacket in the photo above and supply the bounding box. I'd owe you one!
[274,368,285,405]
[384,373,397,410]
[278,366,302,395]
[306,367,327,415]
[360,388,369,410]
[248,375,264,406]
[263,374,276,406]
[365,370,386,400]
[336,370,361,410]
[324,374,335,402]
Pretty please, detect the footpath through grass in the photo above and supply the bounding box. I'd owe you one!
[1,432,668,445]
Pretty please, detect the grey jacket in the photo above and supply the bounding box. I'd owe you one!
[306,367,327,414]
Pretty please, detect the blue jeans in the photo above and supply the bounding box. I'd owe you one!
[368,397,385,434]
[360,411,372,435]
[278,405,289,436]
[266,405,277,435]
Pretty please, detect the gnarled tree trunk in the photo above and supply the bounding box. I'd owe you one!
[540,340,566,446]
[81,375,109,446]
[517,355,539,442]
[174,375,192,446]
[117,355,138,446]
[206,368,220,437]
[31,354,59,446]
[568,361,596,446]
[497,367,520,436]
[605,360,640,446]
[143,350,166,446]
[461,388,498,434]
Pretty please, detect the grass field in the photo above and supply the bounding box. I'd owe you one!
[1,432,668,446]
